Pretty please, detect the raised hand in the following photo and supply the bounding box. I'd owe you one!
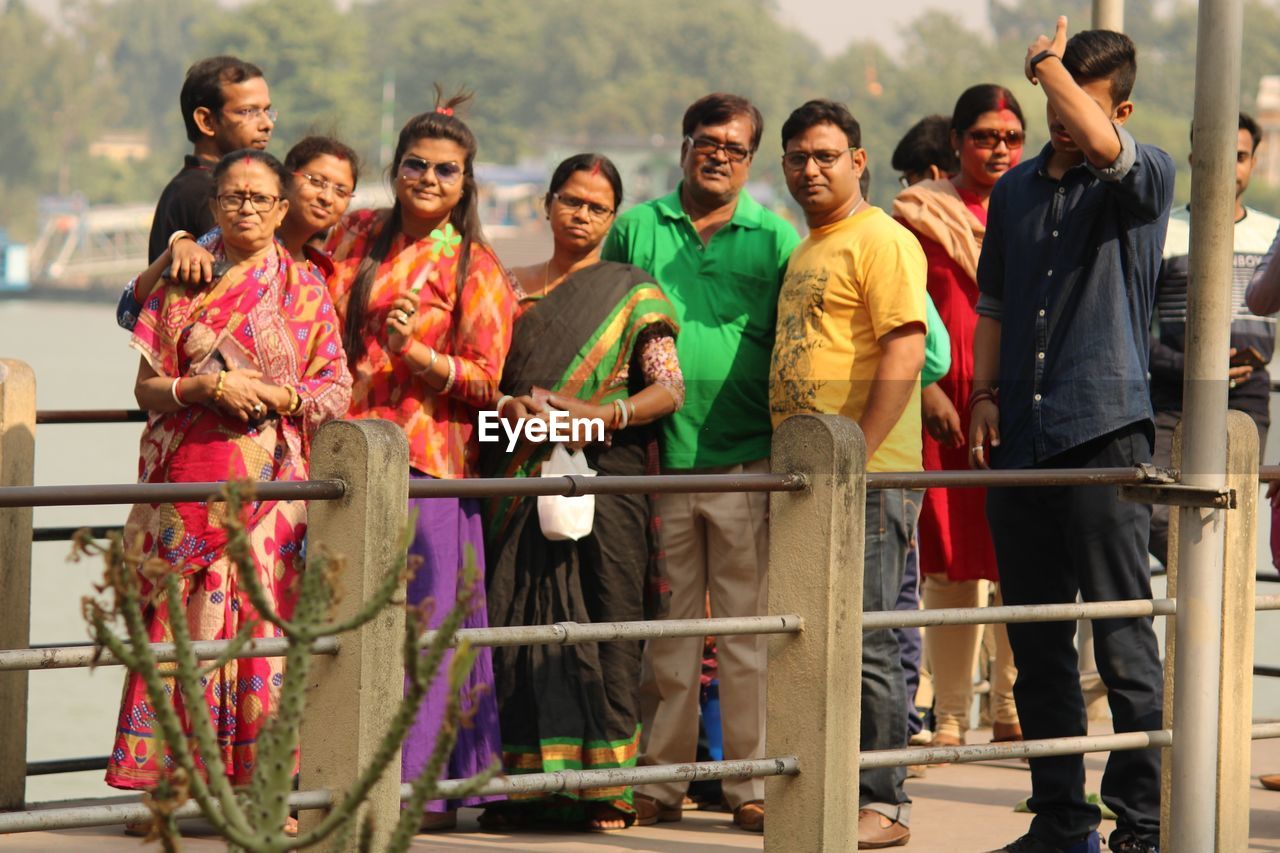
[386,290,422,355]
[1026,15,1068,84]
[169,239,217,286]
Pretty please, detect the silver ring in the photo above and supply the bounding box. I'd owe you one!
[253,403,265,416]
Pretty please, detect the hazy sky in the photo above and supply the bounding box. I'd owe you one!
[774,0,991,56]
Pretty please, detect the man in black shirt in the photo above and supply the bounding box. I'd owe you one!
[146,56,275,263]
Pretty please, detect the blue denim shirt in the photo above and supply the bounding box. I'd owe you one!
[975,128,1175,468]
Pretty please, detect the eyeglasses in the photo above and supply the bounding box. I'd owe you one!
[551,192,614,221]
[399,156,463,185]
[222,106,278,124]
[216,192,280,213]
[967,129,1025,150]
[685,136,753,163]
[293,171,354,200]
[781,148,859,172]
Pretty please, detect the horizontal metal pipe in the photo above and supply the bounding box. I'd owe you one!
[420,615,804,649]
[0,636,339,672]
[1256,595,1280,612]
[1252,722,1280,740]
[0,789,334,833]
[860,729,1172,769]
[27,755,109,776]
[1262,465,1279,482]
[36,409,147,424]
[408,472,807,499]
[0,478,345,508]
[32,525,121,542]
[419,757,798,800]
[862,598,1176,630]
[1255,665,1280,679]
[866,467,1150,489]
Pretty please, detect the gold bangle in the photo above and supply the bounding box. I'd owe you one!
[212,370,226,403]
[285,385,301,415]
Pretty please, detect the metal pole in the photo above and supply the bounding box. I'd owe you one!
[1170,0,1245,846]
[1092,0,1124,31]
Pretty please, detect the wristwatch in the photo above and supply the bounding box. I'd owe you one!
[1029,50,1059,76]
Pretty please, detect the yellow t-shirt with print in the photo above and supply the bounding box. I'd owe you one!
[770,206,927,473]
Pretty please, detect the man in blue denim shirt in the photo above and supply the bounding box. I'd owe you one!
[969,20,1173,853]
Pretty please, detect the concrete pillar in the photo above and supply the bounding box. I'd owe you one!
[764,414,865,852]
[1160,411,1258,852]
[0,360,35,811]
[298,419,408,849]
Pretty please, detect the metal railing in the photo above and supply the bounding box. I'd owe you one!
[0,364,1272,850]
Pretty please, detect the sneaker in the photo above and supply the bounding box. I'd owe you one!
[1110,834,1159,853]
[987,831,1101,853]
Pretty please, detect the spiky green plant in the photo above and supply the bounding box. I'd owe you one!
[77,480,499,852]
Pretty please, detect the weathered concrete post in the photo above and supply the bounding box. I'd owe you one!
[1161,411,1258,852]
[0,360,35,811]
[765,414,865,852]
[298,419,408,849]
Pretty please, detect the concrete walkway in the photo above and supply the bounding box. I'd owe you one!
[6,727,1280,851]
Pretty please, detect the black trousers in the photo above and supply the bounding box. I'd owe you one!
[987,423,1163,847]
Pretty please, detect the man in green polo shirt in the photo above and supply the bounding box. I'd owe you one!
[602,92,799,833]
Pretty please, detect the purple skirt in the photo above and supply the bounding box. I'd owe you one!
[402,476,503,812]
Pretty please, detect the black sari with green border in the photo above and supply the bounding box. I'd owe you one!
[481,261,677,822]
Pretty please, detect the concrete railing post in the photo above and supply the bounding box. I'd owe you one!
[298,419,408,849]
[1160,410,1258,852]
[0,360,35,811]
[765,414,865,851]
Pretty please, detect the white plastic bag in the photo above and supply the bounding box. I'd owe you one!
[538,444,597,541]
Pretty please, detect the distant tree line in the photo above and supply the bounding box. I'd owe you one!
[3,0,1280,239]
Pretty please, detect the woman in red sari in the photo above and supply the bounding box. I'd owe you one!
[893,85,1025,749]
[106,150,352,798]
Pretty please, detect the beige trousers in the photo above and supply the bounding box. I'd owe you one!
[637,459,770,808]
[922,576,1018,739]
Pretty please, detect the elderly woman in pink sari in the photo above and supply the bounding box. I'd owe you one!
[105,149,352,801]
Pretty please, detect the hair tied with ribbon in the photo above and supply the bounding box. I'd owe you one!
[436,106,454,117]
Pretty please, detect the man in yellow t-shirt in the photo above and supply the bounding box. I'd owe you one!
[771,99,926,851]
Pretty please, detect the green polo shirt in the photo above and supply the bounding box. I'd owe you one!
[602,184,801,469]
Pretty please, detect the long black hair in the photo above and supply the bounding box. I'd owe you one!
[342,86,485,366]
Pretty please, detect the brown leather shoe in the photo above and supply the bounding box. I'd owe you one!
[633,793,682,826]
[1260,773,1280,791]
[858,808,910,849]
[732,800,764,833]
[992,721,1024,742]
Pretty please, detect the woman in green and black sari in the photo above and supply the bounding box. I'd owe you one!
[481,154,684,832]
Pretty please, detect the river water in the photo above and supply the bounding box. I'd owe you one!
[4,298,1280,804]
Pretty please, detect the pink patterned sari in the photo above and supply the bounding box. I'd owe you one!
[105,238,352,790]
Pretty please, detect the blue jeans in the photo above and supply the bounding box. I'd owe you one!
[861,488,923,824]
[894,531,924,737]
[987,423,1162,849]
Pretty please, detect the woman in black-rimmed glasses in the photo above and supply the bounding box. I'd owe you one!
[479,153,684,832]
[891,84,1027,755]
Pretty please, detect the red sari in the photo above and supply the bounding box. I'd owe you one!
[105,238,352,790]
[894,180,997,583]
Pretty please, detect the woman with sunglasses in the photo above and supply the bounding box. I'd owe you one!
[324,91,514,832]
[479,154,683,832]
[106,149,353,818]
[892,84,1026,754]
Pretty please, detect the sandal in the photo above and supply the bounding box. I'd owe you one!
[123,819,151,837]
[418,808,457,832]
[633,793,682,826]
[584,803,633,832]
[732,799,764,833]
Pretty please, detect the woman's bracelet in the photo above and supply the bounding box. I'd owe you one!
[614,397,630,431]
[212,370,227,404]
[284,385,302,416]
[167,230,194,250]
[171,377,186,407]
[968,388,998,408]
[495,394,513,415]
[440,355,456,394]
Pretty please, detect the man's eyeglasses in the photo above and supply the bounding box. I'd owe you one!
[551,192,614,221]
[781,148,859,172]
[399,156,463,185]
[216,192,280,213]
[294,171,354,200]
[222,107,278,124]
[685,136,752,163]
[967,129,1025,150]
